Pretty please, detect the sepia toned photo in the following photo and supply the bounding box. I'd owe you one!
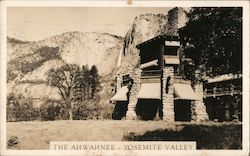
[0,1,249,156]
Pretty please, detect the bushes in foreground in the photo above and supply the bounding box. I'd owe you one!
[7,93,113,121]
[7,93,40,121]
[40,100,69,121]
[123,123,242,149]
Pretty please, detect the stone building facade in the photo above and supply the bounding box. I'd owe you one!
[110,7,209,122]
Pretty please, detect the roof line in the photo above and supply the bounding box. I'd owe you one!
[136,34,180,49]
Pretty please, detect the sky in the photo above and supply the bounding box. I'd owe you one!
[7,7,171,41]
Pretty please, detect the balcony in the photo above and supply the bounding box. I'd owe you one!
[142,70,161,77]
[164,55,180,65]
[204,85,242,98]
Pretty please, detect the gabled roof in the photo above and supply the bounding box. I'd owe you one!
[136,34,180,49]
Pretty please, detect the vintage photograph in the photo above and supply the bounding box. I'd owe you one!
[1,1,249,155]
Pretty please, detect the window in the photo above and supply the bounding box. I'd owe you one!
[164,46,179,56]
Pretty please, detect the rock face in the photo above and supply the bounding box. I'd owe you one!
[118,14,167,76]
[7,32,123,104]
[166,7,189,35]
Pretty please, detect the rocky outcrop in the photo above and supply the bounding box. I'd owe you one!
[167,7,189,36]
[118,14,167,76]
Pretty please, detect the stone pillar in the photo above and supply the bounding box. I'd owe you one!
[116,74,122,91]
[224,96,231,121]
[232,107,239,122]
[126,68,141,120]
[232,95,240,122]
[162,67,175,122]
[191,83,209,122]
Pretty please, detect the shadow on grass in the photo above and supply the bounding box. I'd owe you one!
[123,123,242,149]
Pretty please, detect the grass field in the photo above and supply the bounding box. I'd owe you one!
[6,120,242,150]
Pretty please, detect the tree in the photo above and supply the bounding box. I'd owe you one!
[179,7,242,79]
[47,64,81,120]
[82,65,91,100]
[47,64,102,120]
[7,93,39,121]
[89,65,100,99]
[40,99,67,121]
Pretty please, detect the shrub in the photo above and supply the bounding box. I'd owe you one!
[7,136,20,149]
[73,100,100,120]
[72,101,89,120]
[98,106,113,120]
[73,100,113,120]
[7,93,39,121]
[123,123,242,149]
[40,100,67,121]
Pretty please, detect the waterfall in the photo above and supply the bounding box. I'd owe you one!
[117,44,123,67]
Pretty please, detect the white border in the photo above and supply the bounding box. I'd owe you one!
[0,1,249,156]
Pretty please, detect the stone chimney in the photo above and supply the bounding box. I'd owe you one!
[116,74,122,91]
[167,7,189,36]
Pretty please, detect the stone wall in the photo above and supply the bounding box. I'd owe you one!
[162,67,175,122]
[126,68,142,120]
[191,83,209,121]
[116,74,122,90]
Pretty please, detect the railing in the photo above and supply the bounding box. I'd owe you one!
[164,55,179,58]
[141,70,162,77]
[204,85,242,97]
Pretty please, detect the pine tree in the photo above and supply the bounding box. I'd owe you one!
[89,65,100,99]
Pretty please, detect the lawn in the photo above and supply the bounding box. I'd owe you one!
[6,120,242,150]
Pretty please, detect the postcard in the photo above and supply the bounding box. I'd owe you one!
[0,0,249,156]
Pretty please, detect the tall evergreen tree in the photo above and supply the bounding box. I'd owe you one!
[47,64,101,120]
[89,65,100,99]
[82,65,90,100]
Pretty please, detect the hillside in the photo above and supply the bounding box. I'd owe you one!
[7,32,124,104]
